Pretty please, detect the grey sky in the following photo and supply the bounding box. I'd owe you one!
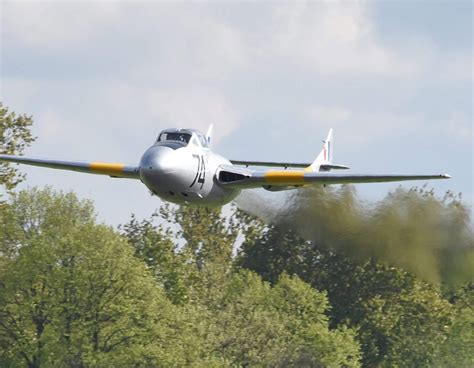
[1,1,472,226]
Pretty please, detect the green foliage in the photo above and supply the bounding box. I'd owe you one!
[436,283,474,367]
[183,271,360,367]
[0,103,36,192]
[270,273,360,367]
[159,204,239,303]
[123,204,240,305]
[121,213,189,304]
[358,283,454,367]
[0,188,180,367]
[1,185,472,367]
[123,204,362,367]
[198,271,293,366]
[0,189,360,367]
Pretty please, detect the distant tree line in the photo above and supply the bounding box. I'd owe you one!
[0,103,472,367]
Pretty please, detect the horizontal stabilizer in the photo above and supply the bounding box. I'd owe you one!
[319,164,350,171]
[230,161,350,171]
[230,160,311,169]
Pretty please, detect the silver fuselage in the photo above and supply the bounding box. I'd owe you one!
[139,131,240,206]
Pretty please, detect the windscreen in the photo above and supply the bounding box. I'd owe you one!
[158,132,191,144]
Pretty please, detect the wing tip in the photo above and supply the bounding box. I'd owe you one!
[441,173,451,179]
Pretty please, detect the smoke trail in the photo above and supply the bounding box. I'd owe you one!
[236,185,474,285]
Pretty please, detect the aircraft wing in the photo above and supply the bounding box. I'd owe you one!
[0,155,140,179]
[217,165,450,190]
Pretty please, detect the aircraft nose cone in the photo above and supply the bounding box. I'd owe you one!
[139,146,175,176]
[139,145,182,197]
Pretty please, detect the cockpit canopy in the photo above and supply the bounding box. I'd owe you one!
[156,128,209,148]
[158,132,191,144]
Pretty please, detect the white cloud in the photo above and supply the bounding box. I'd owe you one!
[2,2,121,48]
[0,77,39,109]
[436,109,473,145]
[145,88,239,141]
[438,52,473,83]
[304,105,352,125]
[4,0,468,89]
[35,107,65,140]
[266,2,416,77]
[303,104,434,148]
[1,1,418,81]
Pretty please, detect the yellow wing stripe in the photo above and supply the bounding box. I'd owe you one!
[89,162,126,176]
[264,170,305,184]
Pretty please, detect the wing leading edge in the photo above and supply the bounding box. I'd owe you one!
[0,155,140,179]
[217,166,450,190]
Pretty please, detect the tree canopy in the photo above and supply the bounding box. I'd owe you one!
[0,187,472,367]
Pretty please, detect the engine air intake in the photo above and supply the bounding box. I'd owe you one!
[218,170,247,183]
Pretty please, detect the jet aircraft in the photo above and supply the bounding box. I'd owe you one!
[0,127,450,206]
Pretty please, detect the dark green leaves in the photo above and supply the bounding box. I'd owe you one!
[0,103,35,192]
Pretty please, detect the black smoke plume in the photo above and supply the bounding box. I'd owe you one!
[237,185,474,285]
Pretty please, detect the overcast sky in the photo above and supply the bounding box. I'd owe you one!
[1,0,472,225]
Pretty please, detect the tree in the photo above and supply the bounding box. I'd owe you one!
[157,204,239,304]
[437,283,474,367]
[236,207,462,366]
[0,103,36,192]
[357,279,454,367]
[236,218,309,284]
[206,271,361,367]
[123,206,361,366]
[269,273,361,367]
[121,213,189,304]
[0,188,181,367]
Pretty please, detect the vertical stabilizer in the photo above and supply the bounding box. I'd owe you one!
[307,129,333,172]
